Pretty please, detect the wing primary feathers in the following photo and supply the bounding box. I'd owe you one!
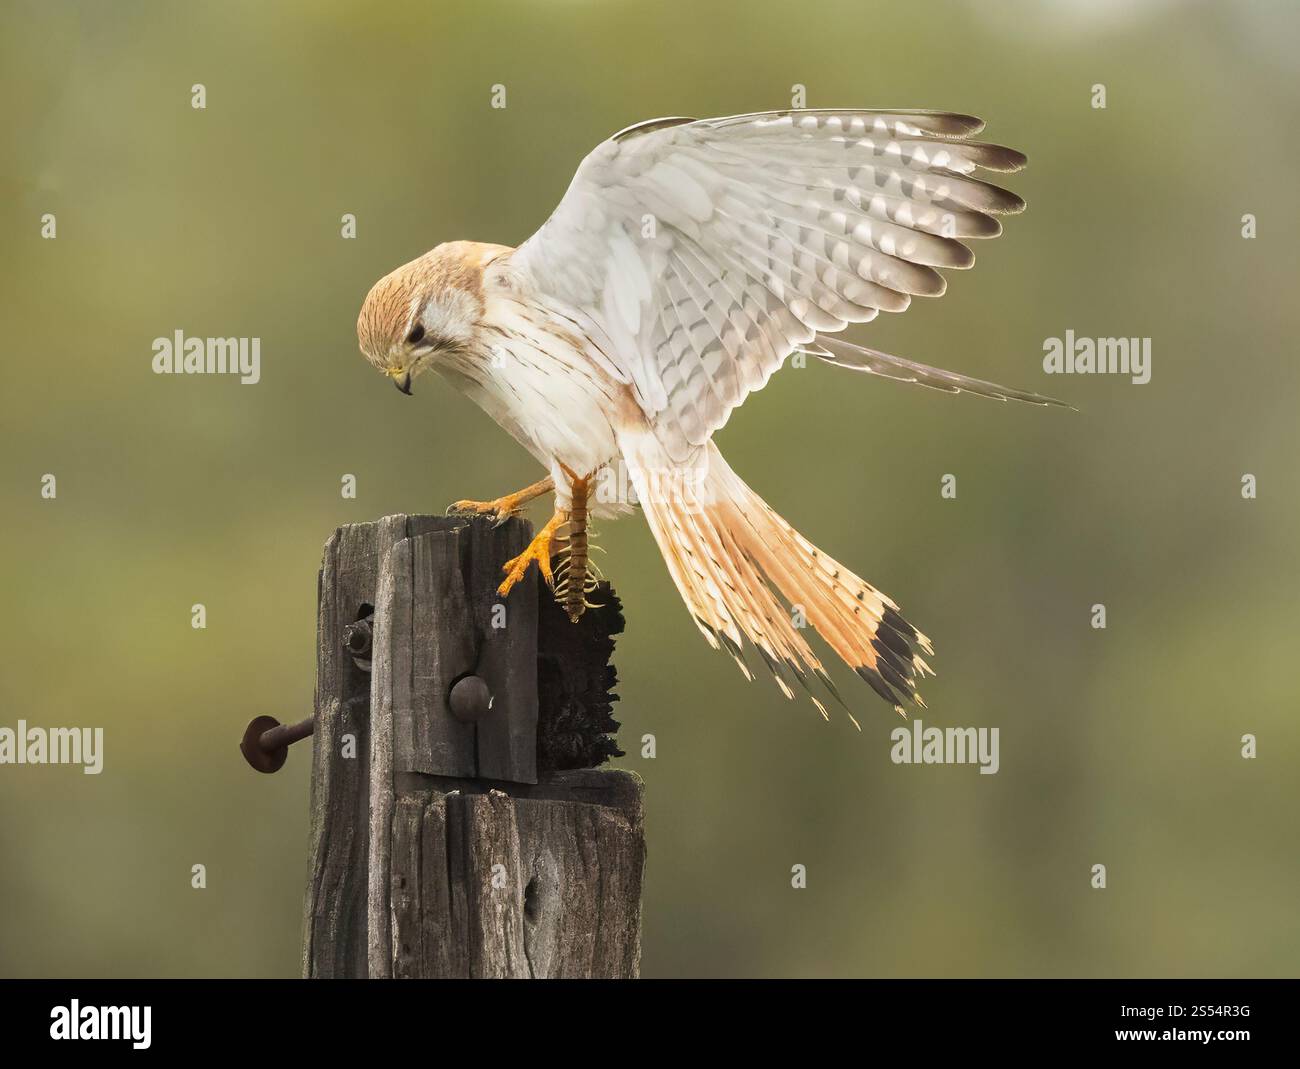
[807,336,1074,409]
[512,107,1038,461]
[699,109,988,139]
[611,116,698,142]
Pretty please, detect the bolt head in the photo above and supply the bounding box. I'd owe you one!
[240,715,287,773]
[448,675,492,722]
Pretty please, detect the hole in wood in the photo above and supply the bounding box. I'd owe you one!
[345,603,375,672]
[523,875,540,926]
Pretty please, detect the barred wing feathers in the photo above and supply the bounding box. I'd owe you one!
[512,109,1034,463]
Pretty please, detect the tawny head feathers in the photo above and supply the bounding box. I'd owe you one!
[356,240,509,392]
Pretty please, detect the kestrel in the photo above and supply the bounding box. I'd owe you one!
[356,110,1063,722]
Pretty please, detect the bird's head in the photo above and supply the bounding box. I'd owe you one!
[356,241,500,395]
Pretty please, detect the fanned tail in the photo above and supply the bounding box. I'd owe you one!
[622,433,932,723]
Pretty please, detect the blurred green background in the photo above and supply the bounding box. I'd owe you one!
[2,0,1297,978]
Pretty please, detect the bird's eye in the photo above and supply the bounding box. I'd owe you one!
[406,324,426,345]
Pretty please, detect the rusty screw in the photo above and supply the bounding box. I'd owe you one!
[343,617,373,660]
[240,714,314,774]
[449,675,492,722]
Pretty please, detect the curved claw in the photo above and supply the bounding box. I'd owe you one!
[447,499,516,525]
[445,476,556,527]
[497,512,564,597]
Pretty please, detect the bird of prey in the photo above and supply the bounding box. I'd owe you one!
[356,109,1063,722]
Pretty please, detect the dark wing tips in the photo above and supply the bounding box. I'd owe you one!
[920,111,986,137]
[976,182,1027,215]
[964,142,1028,172]
[964,212,1005,239]
[935,237,977,269]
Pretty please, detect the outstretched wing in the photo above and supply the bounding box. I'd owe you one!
[511,109,1031,463]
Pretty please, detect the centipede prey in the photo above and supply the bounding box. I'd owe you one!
[552,463,602,623]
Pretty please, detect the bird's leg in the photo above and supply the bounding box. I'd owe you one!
[497,509,565,596]
[448,475,555,526]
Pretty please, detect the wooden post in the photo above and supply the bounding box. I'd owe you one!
[302,515,645,978]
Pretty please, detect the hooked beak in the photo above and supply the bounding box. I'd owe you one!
[392,369,413,396]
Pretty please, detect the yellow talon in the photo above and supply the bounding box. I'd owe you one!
[449,497,517,524]
[447,475,556,525]
[497,511,564,596]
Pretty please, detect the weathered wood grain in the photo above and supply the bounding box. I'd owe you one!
[302,523,378,979]
[303,514,645,979]
[464,520,539,781]
[405,530,476,776]
[370,515,537,785]
[365,520,402,977]
[387,771,645,978]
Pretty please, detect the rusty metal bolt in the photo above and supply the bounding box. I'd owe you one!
[240,714,314,774]
[343,617,373,659]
